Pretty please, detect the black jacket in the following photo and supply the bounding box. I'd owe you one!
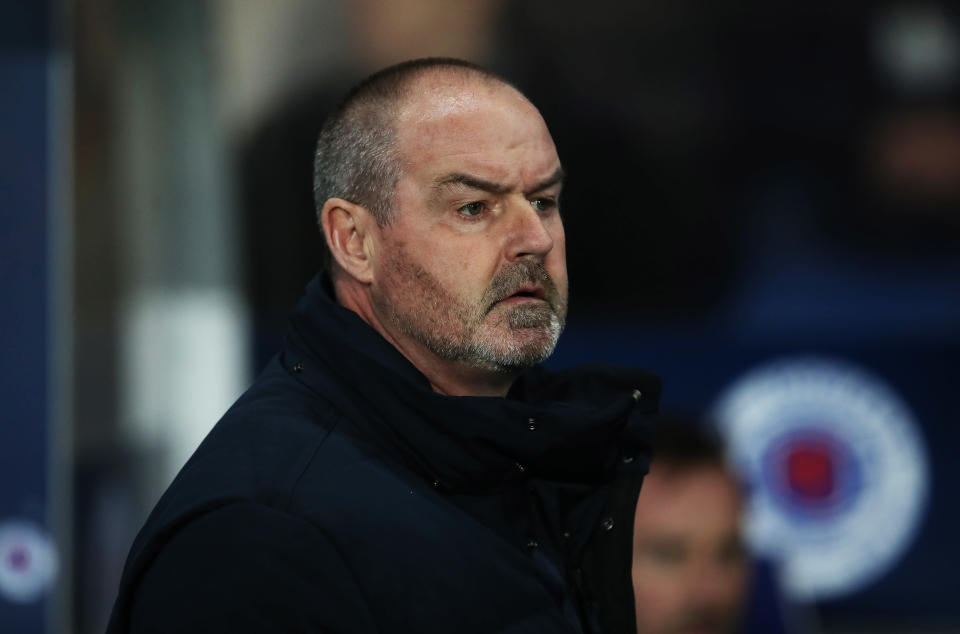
[107,275,659,634]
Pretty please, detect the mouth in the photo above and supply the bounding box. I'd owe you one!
[500,284,546,303]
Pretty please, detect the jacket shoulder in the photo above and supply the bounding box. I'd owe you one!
[122,502,379,634]
[109,358,365,620]
[160,358,346,517]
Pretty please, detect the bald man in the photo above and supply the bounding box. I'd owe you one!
[107,59,659,634]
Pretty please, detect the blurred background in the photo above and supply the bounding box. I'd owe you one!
[2,0,959,632]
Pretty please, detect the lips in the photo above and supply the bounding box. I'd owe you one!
[504,284,546,301]
[482,260,561,317]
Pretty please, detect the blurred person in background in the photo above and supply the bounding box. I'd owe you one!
[632,422,750,634]
[106,58,658,634]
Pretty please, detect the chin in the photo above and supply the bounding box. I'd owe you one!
[469,324,561,371]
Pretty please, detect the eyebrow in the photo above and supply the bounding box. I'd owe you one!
[432,166,565,197]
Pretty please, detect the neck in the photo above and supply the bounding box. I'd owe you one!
[424,362,518,398]
[333,274,518,397]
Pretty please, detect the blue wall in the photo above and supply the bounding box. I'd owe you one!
[0,3,54,633]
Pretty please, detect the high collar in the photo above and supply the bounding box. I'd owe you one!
[281,274,659,493]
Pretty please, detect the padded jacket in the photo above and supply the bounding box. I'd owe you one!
[106,275,659,634]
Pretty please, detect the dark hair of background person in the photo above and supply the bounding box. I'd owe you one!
[649,417,729,472]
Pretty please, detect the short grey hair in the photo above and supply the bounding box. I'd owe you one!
[312,58,517,265]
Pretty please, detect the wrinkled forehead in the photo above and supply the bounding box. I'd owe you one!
[394,75,559,178]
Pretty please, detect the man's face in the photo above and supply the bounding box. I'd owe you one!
[369,77,568,372]
[632,466,750,634]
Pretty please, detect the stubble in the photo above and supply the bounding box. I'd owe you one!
[373,243,567,372]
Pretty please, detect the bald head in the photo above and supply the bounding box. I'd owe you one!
[313,58,522,237]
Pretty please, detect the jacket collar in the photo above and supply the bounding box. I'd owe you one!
[282,274,658,493]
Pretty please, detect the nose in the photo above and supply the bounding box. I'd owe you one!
[504,199,555,261]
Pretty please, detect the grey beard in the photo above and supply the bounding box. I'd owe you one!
[468,309,563,372]
[403,304,563,373]
[375,246,568,373]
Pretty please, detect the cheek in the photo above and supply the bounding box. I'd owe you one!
[420,241,496,298]
[632,560,685,616]
[720,563,750,601]
[633,581,678,631]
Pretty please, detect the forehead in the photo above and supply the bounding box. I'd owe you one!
[635,467,742,534]
[395,75,560,184]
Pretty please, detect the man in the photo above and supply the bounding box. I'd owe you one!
[107,58,658,633]
[631,423,750,634]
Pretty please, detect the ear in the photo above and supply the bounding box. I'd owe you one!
[320,197,377,284]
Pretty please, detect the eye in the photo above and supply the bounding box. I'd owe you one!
[530,197,557,212]
[718,538,747,567]
[458,201,486,217]
[646,543,685,565]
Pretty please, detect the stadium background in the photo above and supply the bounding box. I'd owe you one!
[2,1,959,632]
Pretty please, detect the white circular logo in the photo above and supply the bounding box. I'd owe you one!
[0,520,59,603]
[711,357,929,600]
